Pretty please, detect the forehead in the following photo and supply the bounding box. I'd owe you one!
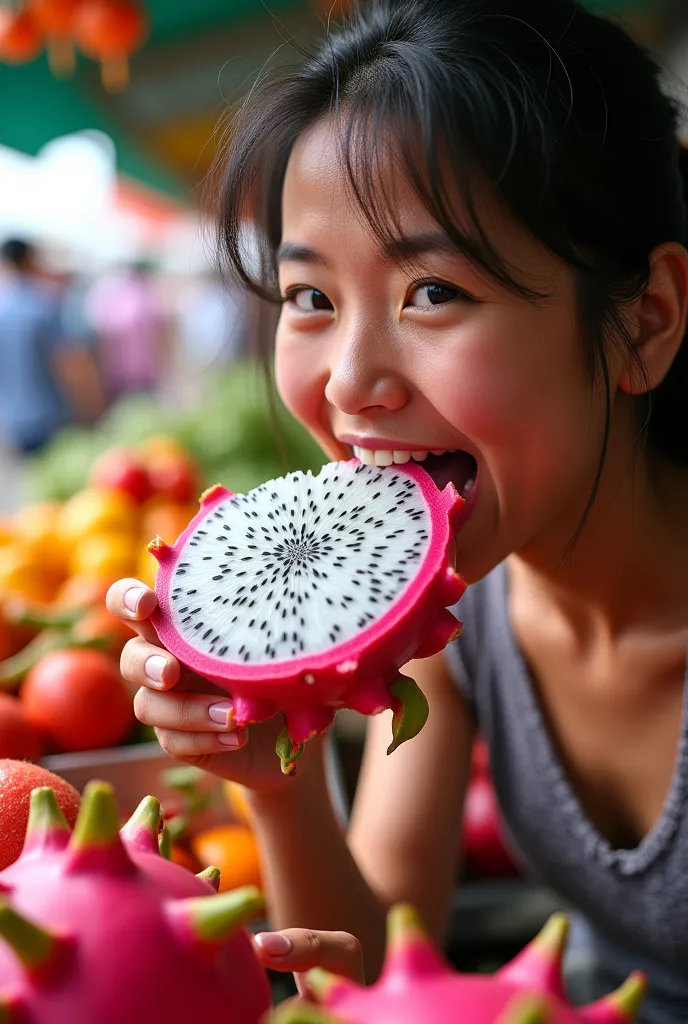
[279,115,536,273]
[282,116,438,234]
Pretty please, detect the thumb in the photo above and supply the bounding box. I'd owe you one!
[253,928,365,986]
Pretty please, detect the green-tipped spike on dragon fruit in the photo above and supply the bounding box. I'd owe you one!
[271,904,646,1024]
[0,780,271,1022]
[150,461,466,772]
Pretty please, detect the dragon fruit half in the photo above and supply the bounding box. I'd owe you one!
[150,460,465,772]
[0,781,272,1023]
[272,905,646,1024]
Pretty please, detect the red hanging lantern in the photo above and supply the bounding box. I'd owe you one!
[74,0,147,92]
[27,0,84,77]
[0,8,42,65]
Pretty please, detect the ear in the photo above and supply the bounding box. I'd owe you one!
[618,243,688,395]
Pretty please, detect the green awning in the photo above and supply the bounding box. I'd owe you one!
[0,0,674,197]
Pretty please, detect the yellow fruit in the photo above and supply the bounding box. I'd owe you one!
[0,545,63,604]
[69,532,138,583]
[136,546,158,589]
[137,435,189,465]
[14,502,68,574]
[0,519,16,547]
[223,781,254,827]
[58,488,137,547]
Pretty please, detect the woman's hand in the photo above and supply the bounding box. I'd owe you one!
[253,925,364,995]
[106,578,311,793]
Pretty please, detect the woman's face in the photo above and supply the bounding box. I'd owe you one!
[275,119,612,583]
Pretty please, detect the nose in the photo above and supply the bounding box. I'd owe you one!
[324,319,410,416]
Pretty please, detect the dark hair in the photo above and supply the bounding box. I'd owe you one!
[0,238,33,269]
[218,0,688,482]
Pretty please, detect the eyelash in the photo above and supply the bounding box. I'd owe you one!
[281,280,476,309]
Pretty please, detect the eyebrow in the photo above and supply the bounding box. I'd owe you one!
[276,231,464,268]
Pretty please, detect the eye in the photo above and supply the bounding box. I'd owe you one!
[407,282,467,308]
[285,288,334,312]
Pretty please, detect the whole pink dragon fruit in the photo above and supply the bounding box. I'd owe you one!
[272,905,646,1024]
[150,460,465,772]
[0,781,272,1023]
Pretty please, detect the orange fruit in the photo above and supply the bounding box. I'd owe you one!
[140,501,196,545]
[13,502,68,575]
[0,519,15,547]
[0,759,80,870]
[58,487,137,546]
[223,780,254,827]
[190,825,262,893]
[69,532,138,582]
[0,545,63,604]
[72,605,136,656]
[54,575,110,611]
[170,844,202,874]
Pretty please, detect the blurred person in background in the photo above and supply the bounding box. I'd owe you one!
[0,238,100,455]
[85,259,170,401]
[177,268,248,374]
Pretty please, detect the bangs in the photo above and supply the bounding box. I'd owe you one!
[217,29,558,305]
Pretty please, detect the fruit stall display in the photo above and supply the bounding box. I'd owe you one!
[0,761,646,1023]
[27,361,326,505]
[0,434,213,762]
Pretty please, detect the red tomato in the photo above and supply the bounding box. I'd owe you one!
[147,456,200,505]
[90,447,154,506]
[0,694,42,761]
[21,649,134,753]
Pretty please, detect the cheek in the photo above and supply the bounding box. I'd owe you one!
[274,330,323,435]
[432,309,591,447]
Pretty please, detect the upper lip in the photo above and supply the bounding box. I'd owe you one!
[337,435,458,451]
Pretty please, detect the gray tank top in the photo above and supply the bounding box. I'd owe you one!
[445,564,688,1024]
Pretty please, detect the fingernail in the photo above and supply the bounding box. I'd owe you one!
[145,655,168,684]
[124,587,145,614]
[208,700,234,727]
[218,732,244,747]
[254,933,293,957]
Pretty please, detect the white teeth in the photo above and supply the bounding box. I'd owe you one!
[392,450,411,464]
[463,478,475,495]
[374,450,394,467]
[352,446,455,465]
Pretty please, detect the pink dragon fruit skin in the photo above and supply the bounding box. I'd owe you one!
[0,782,272,1024]
[150,460,466,772]
[272,905,646,1024]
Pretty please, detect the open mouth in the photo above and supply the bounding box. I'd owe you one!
[350,446,478,503]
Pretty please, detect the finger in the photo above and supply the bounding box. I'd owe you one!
[252,929,364,985]
[155,726,247,762]
[134,687,239,734]
[121,636,180,691]
[106,578,159,644]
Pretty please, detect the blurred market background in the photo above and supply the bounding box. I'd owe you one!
[0,0,687,999]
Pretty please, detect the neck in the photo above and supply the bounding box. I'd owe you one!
[512,418,688,636]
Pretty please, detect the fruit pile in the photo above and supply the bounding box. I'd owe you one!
[0,760,648,1024]
[0,436,202,759]
[159,766,264,898]
[0,761,272,1024]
